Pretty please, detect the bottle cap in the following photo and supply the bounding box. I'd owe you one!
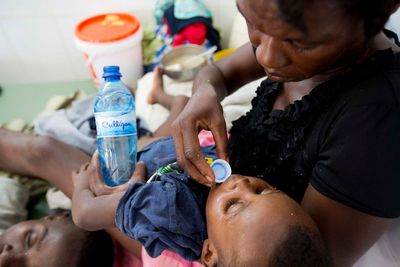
[103,65,122,79]
[211,159,231,183]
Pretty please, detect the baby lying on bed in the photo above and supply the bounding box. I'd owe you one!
[71,137,332,267]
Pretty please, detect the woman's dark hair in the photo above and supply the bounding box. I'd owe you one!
[268,225,333,267]
[277,0,400,38]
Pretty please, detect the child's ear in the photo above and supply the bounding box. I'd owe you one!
[201,239,218,267]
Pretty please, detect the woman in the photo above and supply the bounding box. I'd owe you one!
[171,0,400,266]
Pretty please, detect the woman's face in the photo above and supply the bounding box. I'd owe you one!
[0,214,86,267]
[237,0,367,82]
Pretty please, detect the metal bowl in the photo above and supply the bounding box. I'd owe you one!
[160,45,208,81]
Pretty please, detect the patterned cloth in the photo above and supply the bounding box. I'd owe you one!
[143,0,219,73]
[154,0,211,25]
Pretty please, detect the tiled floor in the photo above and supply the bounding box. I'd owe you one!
[0,80,96,124]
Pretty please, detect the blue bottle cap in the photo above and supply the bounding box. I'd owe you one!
[211,159,231,183]
[103,65,122,79]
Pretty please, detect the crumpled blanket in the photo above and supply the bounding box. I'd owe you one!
[35,97,97,155]
[0,176,29,235]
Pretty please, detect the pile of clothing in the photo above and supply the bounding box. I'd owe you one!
[143,0,220,72]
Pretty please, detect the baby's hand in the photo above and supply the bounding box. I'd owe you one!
[87,151,128,196]
[87,151,148,197]
[71,152,147,231]
[72,161,91,192]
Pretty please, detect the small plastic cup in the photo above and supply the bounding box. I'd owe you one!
[211,159,232,183]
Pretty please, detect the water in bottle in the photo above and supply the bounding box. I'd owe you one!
[94,66,137,186]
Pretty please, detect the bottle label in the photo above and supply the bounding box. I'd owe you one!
[95,111,137,137]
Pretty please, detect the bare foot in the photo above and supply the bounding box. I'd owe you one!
[147,66,165,105]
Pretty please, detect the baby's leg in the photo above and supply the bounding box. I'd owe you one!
[139,67,190,148]
[138,94,189,149]
[147,67,175,108]
[0,128,89,197]
[0,128,144,258]
[152,95,189,137]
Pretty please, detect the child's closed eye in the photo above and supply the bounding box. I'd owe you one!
[256,186,270,195]
[224,198,242,213]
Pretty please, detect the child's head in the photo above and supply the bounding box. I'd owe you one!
[202,175,332,267]
[0,213,113,267]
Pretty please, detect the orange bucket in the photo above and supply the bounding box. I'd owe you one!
[74,13,143,88]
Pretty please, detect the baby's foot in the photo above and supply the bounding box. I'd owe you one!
[147,67,165,104]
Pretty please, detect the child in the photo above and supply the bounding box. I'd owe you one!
[0,213,117,267]
[71,138,333,266]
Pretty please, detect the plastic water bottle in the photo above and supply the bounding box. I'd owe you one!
[94,66,137,186]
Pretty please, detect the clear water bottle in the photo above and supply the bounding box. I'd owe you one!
[94,66,137,186]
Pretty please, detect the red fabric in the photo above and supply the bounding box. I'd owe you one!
[198,130,230,147]
[198,130,215,147]
[112,240,143,267]
[163,17,172,35]
[172,23,207,47]
[142,248,204,267]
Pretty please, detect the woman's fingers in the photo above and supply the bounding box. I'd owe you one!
[183,129,214,183]
[172,119,213,186]
[210,116,229,162]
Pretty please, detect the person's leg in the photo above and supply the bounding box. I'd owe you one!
[146,67,190,138]
[138,93,189,150]
[147,67,174,108]
[0,128,89,198]
[0,128,145,258]
[0,68,189,186]
[139,69,189,149]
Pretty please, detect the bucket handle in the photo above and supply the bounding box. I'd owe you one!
[85,52,97,67]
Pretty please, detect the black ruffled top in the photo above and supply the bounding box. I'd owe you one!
[228,49,399,202]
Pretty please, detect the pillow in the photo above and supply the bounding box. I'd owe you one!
[228,12,249,49]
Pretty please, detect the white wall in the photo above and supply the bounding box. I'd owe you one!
[0,0,237,85]
[1,1,398,86]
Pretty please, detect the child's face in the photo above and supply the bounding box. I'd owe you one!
[0,214,87,267]
[203,175,316,266]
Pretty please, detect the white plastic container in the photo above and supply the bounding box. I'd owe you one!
[74,13,143,89]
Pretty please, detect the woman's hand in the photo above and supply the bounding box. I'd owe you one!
[171,82,229,186]
[171,43,265,186]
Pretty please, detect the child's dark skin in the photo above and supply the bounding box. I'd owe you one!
[72,152,320,266]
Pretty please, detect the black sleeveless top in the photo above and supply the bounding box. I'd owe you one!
[228,49,400,218]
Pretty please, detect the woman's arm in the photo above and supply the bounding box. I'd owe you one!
[195,42,265,97]
[302,185,393,267]
[172,42,265,185]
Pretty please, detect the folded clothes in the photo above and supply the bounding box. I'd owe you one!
[144,1,221,73]
[154,0,212,25]
[163,4,220,50]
